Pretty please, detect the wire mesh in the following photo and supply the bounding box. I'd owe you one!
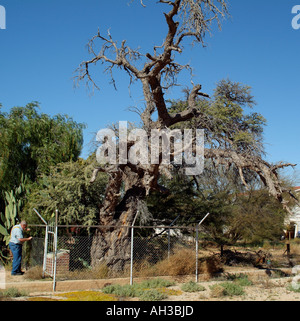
[26,225,198,281]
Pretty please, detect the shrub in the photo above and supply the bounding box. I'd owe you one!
[102,278,175,300]
[139,278,175,289]
[287,283,300,293]
[23,266,43,280]
[210,284,226,298]
[139,289,167,301]
[0,287,28,298]
[221,282,245,296]
[210,282,244,297]
[102,284,137,297]
[226,273,253,286]
[140,248,222,277]
[148,248,197,276]
[235,275,252,287]
[181,281,205,293]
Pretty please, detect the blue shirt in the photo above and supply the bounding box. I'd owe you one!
[9,225,23,244]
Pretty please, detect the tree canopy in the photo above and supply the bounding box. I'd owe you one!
[0,102,85,194]
[24,157,108,227]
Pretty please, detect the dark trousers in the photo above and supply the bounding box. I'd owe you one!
[9,242,23,275]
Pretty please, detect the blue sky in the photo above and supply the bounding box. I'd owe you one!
[0,0,299,183]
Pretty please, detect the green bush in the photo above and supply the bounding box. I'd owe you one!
[102,278,175,300]
[287,283,300,293]
[235,276,252,287]
[0,287,28,298]
[226,273,253,286]
[102,284,137,297]
[139,278,175,289]
[181,281,205,293]
[210,282,244,297]
[139,289,167,301]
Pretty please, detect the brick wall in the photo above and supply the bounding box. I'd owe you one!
[45,249,70,275]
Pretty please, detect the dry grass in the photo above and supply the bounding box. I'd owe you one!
[134,247,222,278]
[290,241,300,256]
[23,266,44,280]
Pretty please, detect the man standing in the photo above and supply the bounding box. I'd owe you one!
[9,221,32,275]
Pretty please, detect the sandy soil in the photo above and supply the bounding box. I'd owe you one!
[3,269,300,301]
[3,245,300,301]
[166,278,300,301]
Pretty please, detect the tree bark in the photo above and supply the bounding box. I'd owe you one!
[90,166,148,271]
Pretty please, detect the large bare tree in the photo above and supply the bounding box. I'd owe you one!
[76,0,296,270]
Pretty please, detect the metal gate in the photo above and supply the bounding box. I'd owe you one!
[33,208,58,291]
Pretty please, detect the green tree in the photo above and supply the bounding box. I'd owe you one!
[147,161,286,252]
[0,102,85,260]
[23,157,108,227]
[230,189,286,244]
[169,79,267,158]
[0,102,85,195]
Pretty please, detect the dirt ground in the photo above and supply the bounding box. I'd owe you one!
[3,244,300,301]
[168,277,300,301]
[3,267,300,301]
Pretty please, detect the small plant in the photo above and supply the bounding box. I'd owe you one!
[102,284,137,297]
[102,278,175,300]
[210,284,226,298]
[210,282,244,297]
[235,276,252,287]
[0,287,28,298]
[139,278,175,289]
[221,282,245,296]
[139,289,167,301]
[287,283,300,293]
[23,266,43,280]
[226,273,253,286]
[181,281,205,293]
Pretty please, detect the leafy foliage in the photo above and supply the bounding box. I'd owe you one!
[0,102,85,258]
[102,278,174,300]
[0,102,85,194]
[181,281,206,292]
[169,79,267,156]
[210,282,245,297]
[23,157,108,226]
[230,189,286,244]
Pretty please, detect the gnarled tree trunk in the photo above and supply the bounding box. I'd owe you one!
[90,165,149,271]
[77,0,298,271]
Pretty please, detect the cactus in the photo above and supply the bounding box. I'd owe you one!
[0,175,28,245]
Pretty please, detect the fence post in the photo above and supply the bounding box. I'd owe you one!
[195,225,199,282]
[33,208,49,279]
[42,224,49,278]
[52,209,58,291]
[130,211,139,286]
[168,228,171,259]
[195,213,210,282]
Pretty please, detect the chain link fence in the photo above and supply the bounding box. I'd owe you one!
[23,224,204,285]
